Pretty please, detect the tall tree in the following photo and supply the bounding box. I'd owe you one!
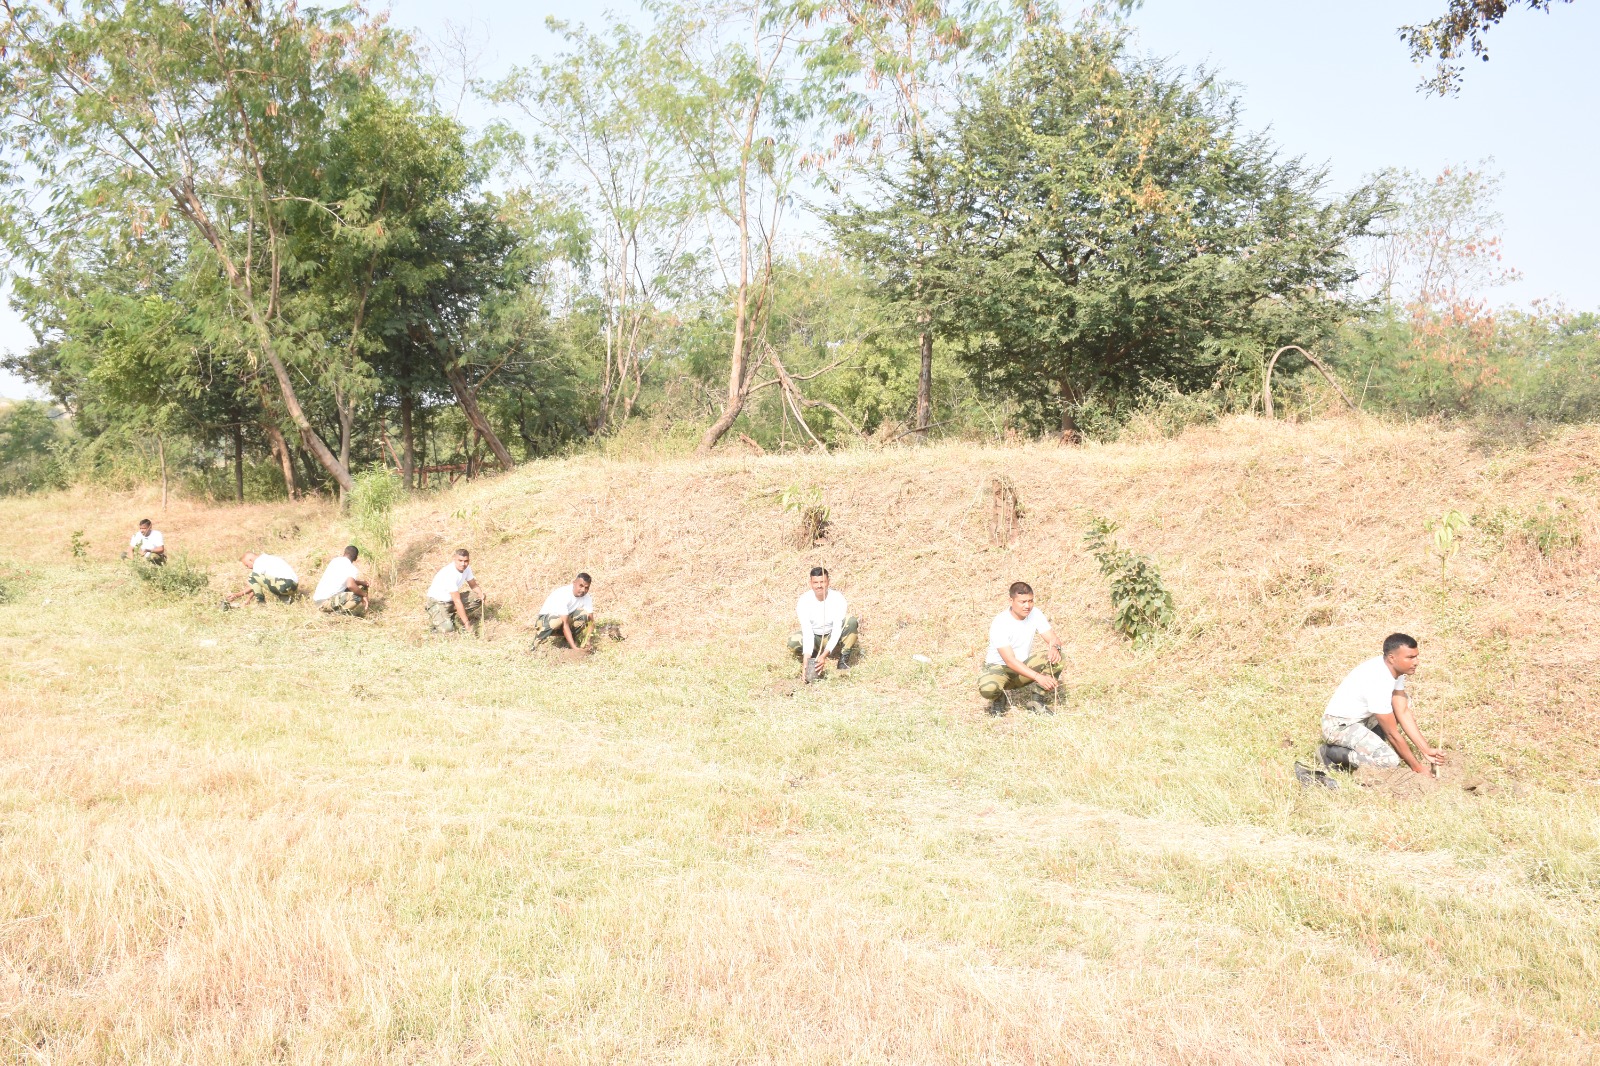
[844,21,1383,438]
[0,0,412,495]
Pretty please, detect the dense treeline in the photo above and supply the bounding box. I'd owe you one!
[0,0,1595,501]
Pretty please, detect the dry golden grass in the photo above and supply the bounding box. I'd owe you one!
[1,414,1598,1063]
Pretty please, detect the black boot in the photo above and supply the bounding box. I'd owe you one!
[1318,743,1357,771]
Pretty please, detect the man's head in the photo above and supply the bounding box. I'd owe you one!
[344,545,359,562]
[1382,632,1420,675]
[138,519,152,533]
[1008,580,1034,619]
[808,565,830,599]
[453,548,470,572]
[241,552,259,568]
[574,572,592,596]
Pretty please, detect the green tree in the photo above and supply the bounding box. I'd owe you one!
[0,401,68,495]
[842,20,1383,438]
[1401,0,1576,95]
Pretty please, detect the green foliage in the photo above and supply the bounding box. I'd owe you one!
[131,553,211,598]
[1426,509,1467,582]
[780,484,831,547]
[1084,516,1174,643]
[0,402,70,495]
[1474,501,1582,558]
[350,469,404,571]
[69,530,88,561]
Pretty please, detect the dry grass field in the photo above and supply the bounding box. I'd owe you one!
[1,415,1598,1063]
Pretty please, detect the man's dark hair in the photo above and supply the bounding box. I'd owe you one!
[139,518,152,527]
[576,572,592,584]
[1382,632,1418,656]
[454,547,470,559]
[809,566,828,578]
[344,545,359,561]
[1008,581,1034,598]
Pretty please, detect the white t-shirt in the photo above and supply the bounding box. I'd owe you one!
[1325,655,1407,724]
[130,529,164,552]
[796,589,848,653]
[986,607,1053,666]
[540,583,594,618]
[427,563,475,602]
[252,554,298,583]
[312,556,360,602]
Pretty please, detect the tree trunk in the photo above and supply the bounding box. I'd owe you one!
[157,434,168,510]
[400,389,415,490]
[443,364,515,471]
[233,420,245,503]
[1058,379,1081,445]
[914,324,934,437]
[337,390,354,508]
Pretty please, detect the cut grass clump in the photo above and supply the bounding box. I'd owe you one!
[131,553,211,597]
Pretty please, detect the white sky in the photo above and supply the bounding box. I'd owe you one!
[3,0,1594,399]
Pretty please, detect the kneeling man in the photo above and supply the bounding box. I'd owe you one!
[535,573,595,648]
[128,519,166,566]
[1320,633,1446,773]
[426,549,484,634]
[788,566,859,680]
[225,551,299,605]
[313,545,370,617]
[978,581,1062,711]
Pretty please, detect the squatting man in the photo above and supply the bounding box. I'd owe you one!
[312,545,370,617]
[1319,632,1447,774]
[535,573,595,649]
[426,548,485,634]
[978,581,1063,713]
[224,551,299,606]
[789,566,859,680]
[126,519,166,566]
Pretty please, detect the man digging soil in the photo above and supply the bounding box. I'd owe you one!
[978,581,1063,715]
[1319,632,1447,776]
[789,566,859,682]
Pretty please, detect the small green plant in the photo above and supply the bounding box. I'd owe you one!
[1426,509,1467,581]
[780,484,830,548]
[131,553,211,598]
[1473,501,1582,558]
[351,469,405,581]
[1084,516,1174,643]
[69,529,88,561]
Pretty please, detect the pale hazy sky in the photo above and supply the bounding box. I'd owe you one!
[3,0,1594,399]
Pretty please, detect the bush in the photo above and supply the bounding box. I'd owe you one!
[131,553,211,597]
[1084,516,1175,643]
[350,468,404,578]
[1474,501,1582,558]
[0,401,71,495]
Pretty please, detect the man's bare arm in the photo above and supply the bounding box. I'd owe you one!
[1393,691,1445,765]
[1373,710,1425,772]
[1037,627,1063,664]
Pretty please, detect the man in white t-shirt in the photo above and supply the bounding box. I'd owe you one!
[425,548,484,634]
[312,545,370,617]
[127,519,166,566]
[534,572,595,648]
[224,551,300,605]
[787,567,860,680]
[1319,633,1447,773]
[977,581,1063,713]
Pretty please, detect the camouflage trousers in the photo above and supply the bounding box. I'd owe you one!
[1321,715,1402,769]
[977,650,1061,701]
[788,615,860,662]
[141,551,166,567]
[317,590,367,617]
[534,610,592,648]
[426,592,483,634]
[248,572,298,603]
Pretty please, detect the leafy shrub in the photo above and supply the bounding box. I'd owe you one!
[0,401,71,495]
[1084,516,1174,643]
[780,484,830,548]
[350,469,404,576]
[131,553,211,597]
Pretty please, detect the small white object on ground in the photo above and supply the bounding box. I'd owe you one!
[197,639,218,648]
[912,655,932,664]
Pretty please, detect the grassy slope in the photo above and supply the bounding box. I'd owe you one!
[0,416,1597,1063]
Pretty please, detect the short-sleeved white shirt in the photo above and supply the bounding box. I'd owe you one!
[540,583,593,618]
[1324,655,1407,724]
[313,556,360,602]
[427,563,474,602]
[252,553,298,583]
[986,607,1053,666]
[797,589,848,638]
[130,529,164,552]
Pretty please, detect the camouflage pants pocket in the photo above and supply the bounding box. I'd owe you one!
[319,590,366,617]
[249,573,297,603]
[535,611,591,647]
[977,651,1060,700]
[1322,716,1401,768]
[427,593,483,633]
